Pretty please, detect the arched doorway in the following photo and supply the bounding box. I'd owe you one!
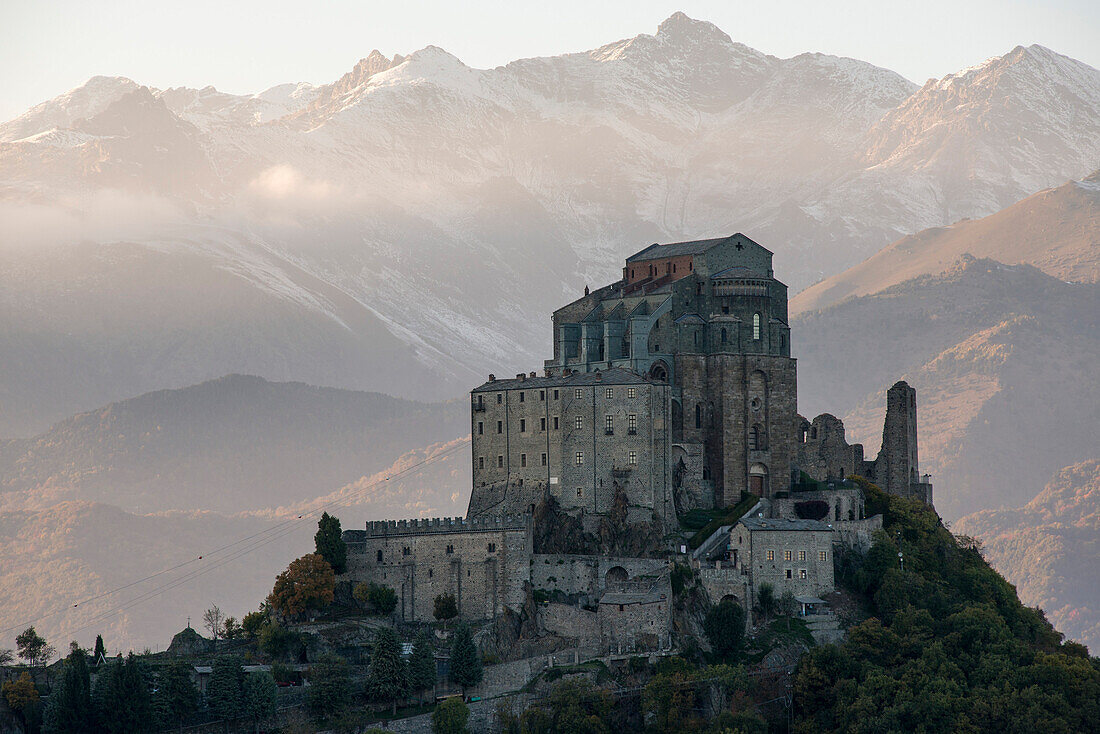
[649,360,669,383]
[748,463,768,496]
[605,566,628,584]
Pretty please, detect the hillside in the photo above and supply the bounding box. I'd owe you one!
[792,171,1100,314]
[2,15,1099,434]
[955,460,1100,653]
[794,257,1100,520]
[0,374,468,514]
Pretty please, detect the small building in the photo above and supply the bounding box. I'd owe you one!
[729,517,835,606]
[597,575,672,653]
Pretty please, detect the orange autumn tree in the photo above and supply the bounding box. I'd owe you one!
[268,553,335,619]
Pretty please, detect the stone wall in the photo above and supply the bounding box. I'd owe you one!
[831,515,884,554]
[343,517,531,623]
[770,488,865,524]
[540,603,600,647]
[530,554,669,598]
[795,413,865,482]
[730,522,835,602]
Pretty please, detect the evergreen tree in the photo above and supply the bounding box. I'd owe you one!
[206,656,244,722]
[157,660,198,731]
[307,653,351,719]
[703,599,745,660]
[449,624,482,693]
[365,627,408,715]
[92,635,106,665]
[243,671,277,733]
[432,696,469,734]
[407,633,438,705]
[433,593,458,625]
[93,654,154,734]
[314,512,347,574]
[42,646,92,733]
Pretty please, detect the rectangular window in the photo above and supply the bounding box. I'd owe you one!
[819,551,827,562]
[606,387,613,399]
[553,389,559,400]
[497,455,504,468]
[553,416,559,430]
[785,569,792,579]
[766,550,774,561]
[540,417,546,431]
[478,456,484,469]
[520,419,526,433]
[575,452,584,466]
[497,421,503,434]
[477,421,483,435]
[628,414,637,434]
[519,392,525,403]
[784,550,792,561]
[800,569,807,579]
[577,487,584,498]
[628,451,637,465]
[575,416,583,430]
[574,388,583,399]
[541,453,547,466]
[798,550,806,561]
[497,393,502,404]
[540,390,545,401]
[605,415,614,434]
[627,387,636,399]
[521,453,527,467]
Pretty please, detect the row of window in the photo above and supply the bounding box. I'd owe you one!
[377,541,498,563]
[478,414,639,435]
[479,386,638,408]
[764,550,828,562]
[477,450,638,469]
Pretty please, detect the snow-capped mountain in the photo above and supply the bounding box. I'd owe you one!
[2,13,1099,435]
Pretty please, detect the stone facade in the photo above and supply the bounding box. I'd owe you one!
[529,554,669,600]
[342,516,531,622]
[729,517,836,603]
[598,575,673,652]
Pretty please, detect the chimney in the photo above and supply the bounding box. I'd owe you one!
[488,374,495,382]
[530,371,537,378]
[517,373,526,381]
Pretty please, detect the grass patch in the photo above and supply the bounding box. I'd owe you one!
[687,493,758,550]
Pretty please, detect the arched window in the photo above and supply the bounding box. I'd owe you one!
[749,424,761,450]
[753,313,761,340]
[695,404,702,429]
[376,549,383,563]
[721,327,727,344]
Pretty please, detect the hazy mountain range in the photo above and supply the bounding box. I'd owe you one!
[3,13,1100,436]
[2,12,1099,652]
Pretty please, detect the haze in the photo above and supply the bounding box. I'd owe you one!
[3,0,1099,122]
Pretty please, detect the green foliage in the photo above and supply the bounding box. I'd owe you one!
[42,647,92,733]
[432,696,469,734]
[307,652,352,719]
[434,593,459,622]
[92,635,106,662]
[754,582,776,622]
[157,660,198,729]
[365,627,408,712]
[315,511,348,574]
[3,670,40,712]
[703,599,745,660]
[243,671,278,727]
[531,679,613,734]
[355,582,398,615]
[408,633,438,703]
[793,484,1100,733]
[258,620,302,660]
[206,656,244,722]
[16,627,54,667]
[241,609,267,639]
[449,623,483,691]
[670,563,694,596]
[92,654,154,734]
[688,494,757,550]
[644,670,699,733]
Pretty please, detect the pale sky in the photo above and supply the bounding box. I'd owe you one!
[2,0,1098,122]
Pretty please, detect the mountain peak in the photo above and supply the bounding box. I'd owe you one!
[656,11,732,45]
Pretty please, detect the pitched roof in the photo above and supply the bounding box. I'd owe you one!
[471,367,649,393]
[626,236,730,263]
[738,517,835,532]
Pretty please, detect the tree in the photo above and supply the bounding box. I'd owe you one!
[355,582,398,615]
[365,627,408,714]
[434,593,458,625]
[432,696,469,734]
[314,512,347,574]
[703,599,746,660]
[268,553,336,619]
[408,633,438,705]
[203,605,224,647]
[778,590,798,630]
[3,671,40,728]
[42,646,92,733]
[92,654,154,734]
[449,623,482,693]
[206,656,244,722]
[0,649,12,665]
[755,583,776,623]
[241,610,267,639]
[156,660,198,732]
[307,653,351,719]
[221,616,242,640]
[16,627,55,667]
[643,671,698,734]
[243,671,277,733]
[258,621,302,661]
[93,635,106,664]
[535,680,613,734]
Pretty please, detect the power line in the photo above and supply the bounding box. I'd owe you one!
[5,437,470,641]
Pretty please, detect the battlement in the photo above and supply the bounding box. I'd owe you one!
[350,515,530,539]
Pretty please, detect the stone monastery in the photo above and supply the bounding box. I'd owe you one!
[343,234,932,648]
